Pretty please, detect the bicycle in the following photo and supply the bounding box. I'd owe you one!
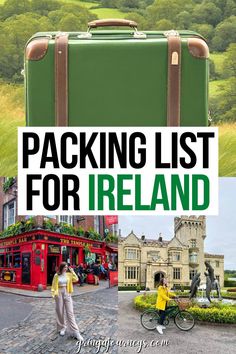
[140,299,195,331]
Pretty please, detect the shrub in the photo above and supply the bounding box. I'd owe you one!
[227,288,236,293]
[133,293,236,323]
[188,307,236,324]
[118,285,146,291]
[224,280,236,287]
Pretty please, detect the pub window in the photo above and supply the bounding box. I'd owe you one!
[13,253,21,268]
[6,253,13,268]
[216,275,220,281]
[58,215,73,225]
[0,254,5,267]
[3,200,16,229]
[173,268,181,280]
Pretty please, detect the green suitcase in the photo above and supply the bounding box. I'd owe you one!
[25,19,209,127]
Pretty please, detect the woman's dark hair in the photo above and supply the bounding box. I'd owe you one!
[159,278,165,286]
[58,262,68,275]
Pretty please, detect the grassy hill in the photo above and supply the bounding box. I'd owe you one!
[0,83,24,176]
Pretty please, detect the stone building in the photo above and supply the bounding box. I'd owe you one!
[118,216,224,289]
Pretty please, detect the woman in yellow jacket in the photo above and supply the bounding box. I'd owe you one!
[156,278,176,334]
[51,262,84,341]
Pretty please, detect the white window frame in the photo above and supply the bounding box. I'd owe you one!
[94,216,100,233]
[57,215,73,225]
[3,200,16,229]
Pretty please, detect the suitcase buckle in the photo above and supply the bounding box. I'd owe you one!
[77,32,92,39]
[164,30,180,37]
[133,30,147,39]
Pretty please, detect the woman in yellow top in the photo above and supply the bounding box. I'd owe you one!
[156,278,176,334]
[51,262,84,341]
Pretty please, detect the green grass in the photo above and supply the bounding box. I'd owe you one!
[63,1,126,19]
[0,83,24,176]
[90,8,125,19]
[65,0,98,8]
[218,123,236,177]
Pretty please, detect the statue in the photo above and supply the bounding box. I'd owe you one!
[189,272,201,299]
[204,261,222,302]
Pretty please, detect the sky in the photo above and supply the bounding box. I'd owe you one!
[119,178,236,270]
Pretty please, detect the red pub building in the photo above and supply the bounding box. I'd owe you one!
[0,178,118,290]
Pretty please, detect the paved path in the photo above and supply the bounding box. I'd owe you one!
[0,293,33,330]
[0,287,118,354]
[117,292,236,354]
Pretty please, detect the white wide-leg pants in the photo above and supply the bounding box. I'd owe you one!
[55,287,80,335]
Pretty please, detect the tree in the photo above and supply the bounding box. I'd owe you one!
[176,11,192,29]
[212,16,236,51]
[0,0,31,20]
[223,0,236,18]
[124,12,148,29]
[192,2,222,27]
[120,0,140,8]
[190,23,214,43]
[155,19,174,30]
[58,13,89,32]
[30,0,61,15]
[0,13,52,81]
[224,43,236,78]
[146,0,193,28]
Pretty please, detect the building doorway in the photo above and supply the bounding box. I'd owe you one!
[154,272,165,288]
[22,253,31,285]
[47,255,59,285]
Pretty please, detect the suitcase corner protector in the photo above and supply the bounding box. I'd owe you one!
[187,38,209,59]
[26,37,49,61]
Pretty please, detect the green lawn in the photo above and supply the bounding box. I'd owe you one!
[66,0,98,8]
[90,8,125,19]
[64,0,126,19]
[0,83,24,176]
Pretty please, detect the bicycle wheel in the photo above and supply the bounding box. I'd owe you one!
[174,311,195,331]
[140,309,160,330]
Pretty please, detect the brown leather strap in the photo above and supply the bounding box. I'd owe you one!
[55,33,69,126]
[167,34,181,126]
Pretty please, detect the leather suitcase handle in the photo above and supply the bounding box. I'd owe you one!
[88,19,138,29]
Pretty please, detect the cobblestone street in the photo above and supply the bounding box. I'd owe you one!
[0,287,118,354]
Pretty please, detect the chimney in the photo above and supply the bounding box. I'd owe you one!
[158,233,162,242]
[141,234,145,241]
